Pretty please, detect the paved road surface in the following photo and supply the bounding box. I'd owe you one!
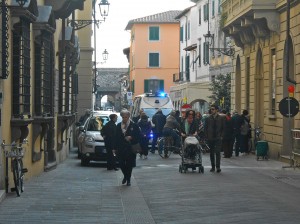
[0,149,300,224]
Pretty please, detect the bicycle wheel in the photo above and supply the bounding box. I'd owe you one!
[12,159,23,196]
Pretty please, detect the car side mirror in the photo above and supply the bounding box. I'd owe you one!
[79,126,85,132]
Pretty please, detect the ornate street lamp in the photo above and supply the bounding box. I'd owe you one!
[16,0,28,7]
[98,0,110,18]
[102,49,109,61]
[203,0,234,57]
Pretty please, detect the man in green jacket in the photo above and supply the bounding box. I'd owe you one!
[204,105,225,173]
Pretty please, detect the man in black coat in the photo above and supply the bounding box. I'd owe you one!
[101,114,118,171]
[151,109,166,153]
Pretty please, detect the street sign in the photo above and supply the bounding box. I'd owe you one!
[279,97,299,117]
[127,92,132,100]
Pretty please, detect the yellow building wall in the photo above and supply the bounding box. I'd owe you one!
[230,1,300,159]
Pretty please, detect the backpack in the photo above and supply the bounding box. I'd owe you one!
[240,119,249,135]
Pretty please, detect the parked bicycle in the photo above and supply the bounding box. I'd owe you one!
[253,127,264,146]
[1,140,28,196]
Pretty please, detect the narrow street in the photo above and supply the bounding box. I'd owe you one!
[0,148,300,224]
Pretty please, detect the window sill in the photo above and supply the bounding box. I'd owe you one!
[268,114,276,120]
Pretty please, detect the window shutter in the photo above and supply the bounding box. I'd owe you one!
[131,80,135,93]
[203,42,209,64]
[185,56,190,81]
[149,27,159,40]
[180,26,183,42]
[159,80,164,92]
[144,80,149,93]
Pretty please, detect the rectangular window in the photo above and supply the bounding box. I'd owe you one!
[212,0,215,17]
[35,32,53,116]
[180,26,183,42]
[12,19,31,117]
[144,79,164,93]
[203,42,209,65]
[149,26,159,41]
[149,52,159,67]
[187,21,190,40]
[218,0,221,14]
[271,49,276,115]
[204,3,209,21]
[186,56,190,81]
[181,56,184,81]
[246,57,250,110]
[198,40,201,67]
[198,7,201,25]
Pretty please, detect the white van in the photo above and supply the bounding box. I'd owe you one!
[131,92,174,120]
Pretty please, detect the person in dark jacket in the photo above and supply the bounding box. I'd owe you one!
[204,105,225,173]
[222,112,234,158]
[151,109,166,153]
[101,114,119,170]
[231,110,243,156]
[138,113,152,159]
[162,111,181,149]
[115,109,141,186]
[240,110,250,154]
[132,109,144,123]
[181,109,199,141]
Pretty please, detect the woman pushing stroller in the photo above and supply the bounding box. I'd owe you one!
[181,109,199,139]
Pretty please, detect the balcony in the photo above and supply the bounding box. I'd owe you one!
[221,0,280,48]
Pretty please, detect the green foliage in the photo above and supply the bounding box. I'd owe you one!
[208,73,231,112]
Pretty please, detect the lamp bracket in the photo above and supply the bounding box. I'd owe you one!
[209,47,235,57]
[67,19,105,30]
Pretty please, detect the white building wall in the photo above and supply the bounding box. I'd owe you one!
[195,0,210,82]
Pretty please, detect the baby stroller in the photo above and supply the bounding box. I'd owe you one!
[179,136,204,173]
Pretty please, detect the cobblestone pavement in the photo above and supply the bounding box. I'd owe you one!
[0,149,300,224]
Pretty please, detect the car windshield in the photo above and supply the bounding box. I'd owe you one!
[143,108,173,119]
[87,116,109,131]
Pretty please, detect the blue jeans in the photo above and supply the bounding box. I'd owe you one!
[162,128,181,148]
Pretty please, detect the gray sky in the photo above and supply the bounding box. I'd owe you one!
[95,0,195,68]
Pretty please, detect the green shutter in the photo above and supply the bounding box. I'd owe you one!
[149,53,159,67]
[159,80,164,92]
[149,27,159,40]
[203,42,209,64]
[131,80,135,93]
[144,80,149,93]
[180,26,183,41]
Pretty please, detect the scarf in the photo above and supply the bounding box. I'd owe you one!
[121,119,130,135]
